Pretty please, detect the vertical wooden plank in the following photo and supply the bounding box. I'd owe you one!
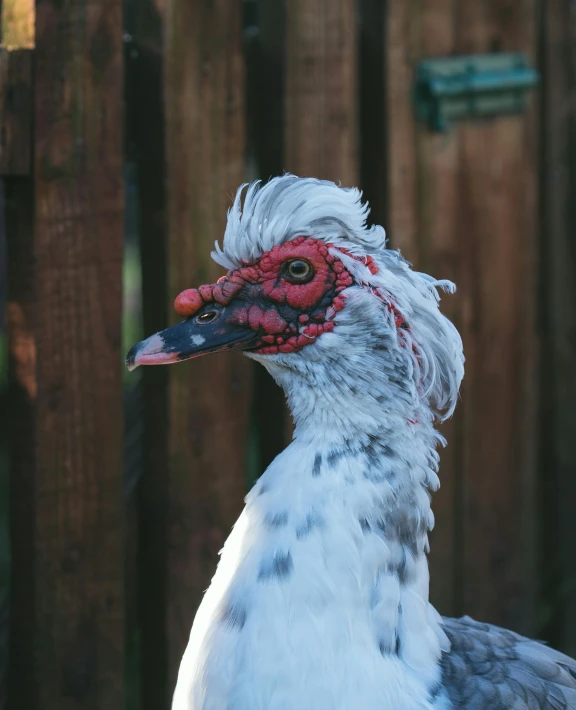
[359,0,387,229]
[456,0,538,636]
[385,1,420,260]
[283,0,358,443]
[457,118,538,634]
[8,0,126,708]
[0,46,33,710]
[285,0,358,185]
[541,0,576,656]
[164,0,250,698]
[0,31,35,710]
[125,0,169,705]
[245,0,289,472]
[0,180,9,710]
[0,49,32,175]
[385,0,464,618]
[386,0,538,634]
[5,175,35,710]
[245,0,285,182]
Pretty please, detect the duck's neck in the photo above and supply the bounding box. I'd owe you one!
[249,357,445,681]
[176,363,447,710]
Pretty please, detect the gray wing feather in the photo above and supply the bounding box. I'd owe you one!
[441,616,576,709]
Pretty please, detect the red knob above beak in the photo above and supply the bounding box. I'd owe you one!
[174,289,204,318]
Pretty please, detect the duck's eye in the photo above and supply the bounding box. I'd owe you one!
[284,259,313,283]
[196,310,219,324]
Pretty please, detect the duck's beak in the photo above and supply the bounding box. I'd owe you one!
[125,303,258,371]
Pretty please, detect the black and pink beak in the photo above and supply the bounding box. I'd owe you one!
[125,285,258,371]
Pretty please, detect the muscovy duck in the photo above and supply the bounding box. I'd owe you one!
[127,175,576,710]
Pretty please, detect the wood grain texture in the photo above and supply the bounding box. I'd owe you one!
[541,0,576,656]
[164,0,251,697]
[5,176,35,710]
[386,0,538,634]
[285,0,358,185]
[386,0,463,617]
[457,0,538,637]
[0,49,32,175]
[8,0,125,706]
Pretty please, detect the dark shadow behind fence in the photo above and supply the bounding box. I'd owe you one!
[1,0,576,708]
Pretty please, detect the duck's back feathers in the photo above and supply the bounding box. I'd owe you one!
[440,616,576,709]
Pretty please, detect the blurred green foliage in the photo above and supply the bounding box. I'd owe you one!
[123,242,143,374]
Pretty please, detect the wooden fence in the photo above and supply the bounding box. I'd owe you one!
[1,0,575,708]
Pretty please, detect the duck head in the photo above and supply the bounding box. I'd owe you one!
[126,175,464,427]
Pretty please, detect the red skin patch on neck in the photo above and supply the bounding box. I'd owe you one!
[173,237,409,355]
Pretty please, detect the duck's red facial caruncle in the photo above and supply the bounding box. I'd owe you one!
[173,238,352,355]
[126,237,372,370]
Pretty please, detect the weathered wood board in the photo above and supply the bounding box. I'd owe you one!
[164,0,251,697]
[386,0,538,635]
[8,0,126,706]
[0,48,32,175]
[285,0,358,186]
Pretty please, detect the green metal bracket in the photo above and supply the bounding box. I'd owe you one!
[414,53,539,132]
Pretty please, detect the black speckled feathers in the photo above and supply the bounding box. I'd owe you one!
[441,616,576,709]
